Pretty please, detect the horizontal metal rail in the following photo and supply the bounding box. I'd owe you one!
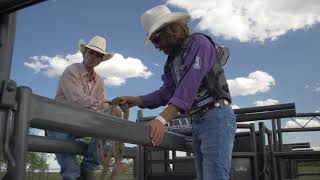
[297,172,320,176]
[0,0,47,15]
[274,151,320,159]
[28,135,137,158]
[28,135,87,154]
[296,113,320,117]
[281,127,320,132]
[234,103,295,114]
[236,109,296,122]
[29,94,191,151]
[139,103,296,122]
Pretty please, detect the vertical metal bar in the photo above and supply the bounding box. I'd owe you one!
[0,12,16,155]
[271,119,279,180]
[250,123,259,180]
[277,118,284,180]
[277,118,283,151]
[136,110,145,180]
[7,87,32,180]
[165,149,169,172]
[266,126,277,180]
[272,119,278,151]
[172,150,176,172]
[0,13,16,81]
[259,122,266,180]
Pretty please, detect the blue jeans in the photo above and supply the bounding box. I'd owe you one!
[192,105,236,180]
[47,131,108,180]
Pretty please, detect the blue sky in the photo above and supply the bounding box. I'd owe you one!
[9,0,320,168]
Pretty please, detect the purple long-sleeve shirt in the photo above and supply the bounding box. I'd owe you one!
[140,34,217,113]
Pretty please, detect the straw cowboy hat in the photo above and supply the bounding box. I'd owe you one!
[79,35,114,61]
[141,5,190,44]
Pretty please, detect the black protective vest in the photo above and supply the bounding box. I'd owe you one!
[167,33,232,114]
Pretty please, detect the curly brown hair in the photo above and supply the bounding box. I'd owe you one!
[156,21,190,51]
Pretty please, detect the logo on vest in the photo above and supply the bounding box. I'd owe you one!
[197,97,213,107]
[193,56,201,69]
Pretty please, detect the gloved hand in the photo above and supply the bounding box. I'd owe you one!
[111,96,142,111]
[98,102,123,118]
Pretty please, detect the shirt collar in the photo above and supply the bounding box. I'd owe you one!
[80,62,97,81]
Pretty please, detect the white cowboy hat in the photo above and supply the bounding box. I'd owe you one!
[79,35,114,61]
[141,5,190,44]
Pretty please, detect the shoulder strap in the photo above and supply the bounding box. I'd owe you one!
[191,33,230,66]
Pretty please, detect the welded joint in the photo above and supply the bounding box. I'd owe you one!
[0,80,18,110]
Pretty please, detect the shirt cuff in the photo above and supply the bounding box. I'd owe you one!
[168,97,189,113]
[138,94,154,109]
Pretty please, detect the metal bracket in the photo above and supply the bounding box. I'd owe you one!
[0,80,17,110]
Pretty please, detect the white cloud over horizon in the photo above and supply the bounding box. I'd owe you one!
[231,104,240,109]
[228,71,275,97]
[25,54,275,97]
[285,118,320,128]
[167,0,320,42]
[305,81,320,93]
[254,99,279,106]
[24,51,152,86]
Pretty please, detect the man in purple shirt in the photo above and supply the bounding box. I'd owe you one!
[113,5,236,180]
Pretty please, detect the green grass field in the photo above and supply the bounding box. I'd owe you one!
[2,162,319,180]
[298,161,320,179]
[25,172,134,180]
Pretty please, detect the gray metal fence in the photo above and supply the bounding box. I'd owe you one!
[1,1,320,180]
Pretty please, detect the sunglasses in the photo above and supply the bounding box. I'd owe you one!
[150,31,162,44]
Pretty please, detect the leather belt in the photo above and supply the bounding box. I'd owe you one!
[190,99,230,121]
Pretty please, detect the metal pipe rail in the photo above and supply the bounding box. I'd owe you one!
[139,103,296,122]
[29,93,191,151]
[28,135,138,158]
[281,127,320,132]
[296,112,320,117]
[274,151,320,159]
[3,87,191,180]
[297,172,320,176]
[0,0,47,15]
[28,135,87,155]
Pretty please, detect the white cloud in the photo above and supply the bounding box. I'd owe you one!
[153,63,160,67]
[24,52,152,86]
[313,146,320,151]
[227,71,275,97]
[285,118,320,128]
[231,104,240,109]
[96,53,152,86]
[254,99,279,106]
[313,86,320,92]
[167,0,320,42]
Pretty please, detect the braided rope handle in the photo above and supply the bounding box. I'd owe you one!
[96,102,129,180]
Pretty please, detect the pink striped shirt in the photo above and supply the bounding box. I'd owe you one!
[55,63,106,111]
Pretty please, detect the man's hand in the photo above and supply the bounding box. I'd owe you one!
[149,119,165,146]
[111,96,142,111]
[111,106,123,118]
